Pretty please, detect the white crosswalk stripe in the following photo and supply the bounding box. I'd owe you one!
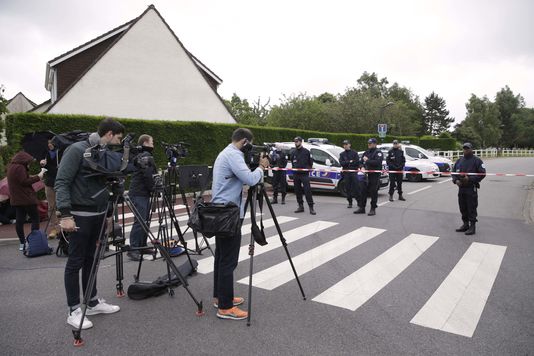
[410,242,507,337]
[312,233,439,311]
[238,226,385,290]
[196,220,338,274]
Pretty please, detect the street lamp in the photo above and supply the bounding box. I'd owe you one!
[379,102,395,142]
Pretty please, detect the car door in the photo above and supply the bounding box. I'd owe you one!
[309,148,337,190]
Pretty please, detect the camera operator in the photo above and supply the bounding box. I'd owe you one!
[269,144,288,205]
[127,134,156,261]
[211,128,269,320]
[55,118,123,330]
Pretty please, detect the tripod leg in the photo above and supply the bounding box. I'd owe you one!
[261,187,306,300]
[115,248,125,297]
[246,188,256,326]
[162,192,195,270]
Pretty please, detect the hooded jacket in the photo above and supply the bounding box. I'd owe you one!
[6,151,40,206]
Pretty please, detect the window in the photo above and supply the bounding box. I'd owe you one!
[406,147,424,159]
[310,148,333,166]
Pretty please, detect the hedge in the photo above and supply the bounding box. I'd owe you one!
[4,113,456,169]
[419,138,457,151]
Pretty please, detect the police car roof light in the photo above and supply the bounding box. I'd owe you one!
[307,138,330,144]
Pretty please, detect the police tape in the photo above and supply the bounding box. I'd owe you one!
[263,167,534,177]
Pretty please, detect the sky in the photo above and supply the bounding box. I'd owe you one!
[1,0,533,125]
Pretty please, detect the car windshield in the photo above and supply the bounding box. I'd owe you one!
[326,146,344,158]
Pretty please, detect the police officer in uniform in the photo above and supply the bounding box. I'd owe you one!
[452,142,486,235]
[270,145,288,204]
[386,140,406,202]
[354,138,383,216]
[339,140,361,208]
[290,137,315,215]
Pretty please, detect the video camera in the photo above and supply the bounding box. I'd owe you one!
[162,141,189,166]
[245,143,276,169]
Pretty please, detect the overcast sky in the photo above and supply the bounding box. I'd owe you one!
[1,0,533,125]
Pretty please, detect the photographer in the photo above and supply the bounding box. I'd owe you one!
[127,134,156,261]
[269,144,288,204]
[211,128,269,320]
[55,118,123,330]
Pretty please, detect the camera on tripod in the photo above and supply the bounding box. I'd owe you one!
[245,142,275,169]
[162,141,189,166]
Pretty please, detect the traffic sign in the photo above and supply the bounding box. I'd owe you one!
[378,131,386,138]
[378,124,388,134]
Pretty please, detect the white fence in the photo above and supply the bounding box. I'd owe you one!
[434,148,534,161]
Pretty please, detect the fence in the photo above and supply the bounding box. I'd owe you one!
[434,149,534,161]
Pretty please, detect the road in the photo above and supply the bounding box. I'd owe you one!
[1,157,533,355]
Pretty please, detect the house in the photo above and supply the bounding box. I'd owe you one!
[43,5,235,123]
[6,92,36,113]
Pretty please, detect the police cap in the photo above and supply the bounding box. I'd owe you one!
[294,136,303,142]
[462,142,473,149]
[368,138,377,144]
[342,139,350,145]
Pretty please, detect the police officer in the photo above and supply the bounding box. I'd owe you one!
[354,138,383,216]
[386,140,406,202]
[270,145,288,204]
[452,143,486,235]
[339,140,361,208]
[290,137,315,215]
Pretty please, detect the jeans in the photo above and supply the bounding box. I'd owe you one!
[14,205,40,244]
[129,195,151,248]
[213,224,242,309]
[44,185,58,229]
[64,213,105,308]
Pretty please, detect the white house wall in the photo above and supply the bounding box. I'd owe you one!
[7,94,35,113]
[48,9,235,123]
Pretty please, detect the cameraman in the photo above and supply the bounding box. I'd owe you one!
[127,134,156,261]
[211,128,269,320]
[269,144,288,204]
[55,118,123,330]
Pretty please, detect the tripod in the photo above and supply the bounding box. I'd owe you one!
[71,177,204,347]
[243,182,306,326]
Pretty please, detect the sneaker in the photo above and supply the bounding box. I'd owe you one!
[19,244,25,251]
[67,308,93,329]
[213,297,245,309]
[86,298,120,315]
[217,306,248,320]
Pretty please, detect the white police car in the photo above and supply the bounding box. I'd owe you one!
[377,145,440,182]
[378,142,452,175]
[270,138,389,196]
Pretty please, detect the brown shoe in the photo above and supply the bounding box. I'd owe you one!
[213,297,244,309]
[48,228,58,240]
[217,306,248,320]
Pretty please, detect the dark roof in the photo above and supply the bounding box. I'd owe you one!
[28,99,51,112]
[7,92,37,107]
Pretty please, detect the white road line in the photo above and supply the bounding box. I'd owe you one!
[118,205,186,220]
[438,178,452,184]
[196,220,337,274]
[410,242,506,338]
[313,233,439,311]
[407,185,432,195]
[377,201,390,207]
[238,226,385,290]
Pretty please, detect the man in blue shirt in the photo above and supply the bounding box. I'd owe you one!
[211,128,269,320]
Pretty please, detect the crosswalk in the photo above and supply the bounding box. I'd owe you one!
[120,210,507,339]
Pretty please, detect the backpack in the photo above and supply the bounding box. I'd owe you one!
[24,230,53,257]
[51,130,91,153]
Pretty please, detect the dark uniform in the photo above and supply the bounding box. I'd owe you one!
[339,149,361,207]
[270,148,288,204]
[452,153,485,234]
[386,147,406,200]
[360,148,383,212]
[290,146,314,212]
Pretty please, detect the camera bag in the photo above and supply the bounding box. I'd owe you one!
[24,230,53,257]
[188,200,240,238]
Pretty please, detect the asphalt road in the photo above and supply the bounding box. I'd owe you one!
[1,157,533,355]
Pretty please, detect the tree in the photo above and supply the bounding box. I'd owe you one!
[454,94,501,148]
[422,92,454,135]
[266,93,333,132]
[356,71,389,98]
[513,108,534,148]
[495,85,524,147]
[224,93,270,126]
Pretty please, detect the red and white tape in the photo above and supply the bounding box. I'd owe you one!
[264,167,534,177]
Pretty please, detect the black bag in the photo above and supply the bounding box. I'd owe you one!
[24,230,53,257]
[56,231,69,257]
[188,200,240,238]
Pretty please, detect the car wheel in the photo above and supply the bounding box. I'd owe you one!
[337,180,348,197]
[407,169,422,182]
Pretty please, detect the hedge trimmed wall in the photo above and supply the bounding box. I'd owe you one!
[4,113,456,169]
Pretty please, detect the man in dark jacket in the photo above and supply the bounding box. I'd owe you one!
[354,138,383,216]
[452,143,486,235]
[386,140,406,202]
[55,118,123,330]
[269,145,288,204]
[339,140,361,208]
[7,151,44,251]
[40,140,60,238]
[290,137,315,215]
[127,134,156,261]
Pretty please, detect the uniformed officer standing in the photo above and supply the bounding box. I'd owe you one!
[270,145,288,204]
[386,140,406,202]
[452,142,486,235]
[339,140,361,208]
[290,137,316,215]
[354,138,383,216]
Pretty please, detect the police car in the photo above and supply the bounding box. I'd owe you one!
[378,142,452,174]
[377,145,440,182]
[270,138,389,196]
